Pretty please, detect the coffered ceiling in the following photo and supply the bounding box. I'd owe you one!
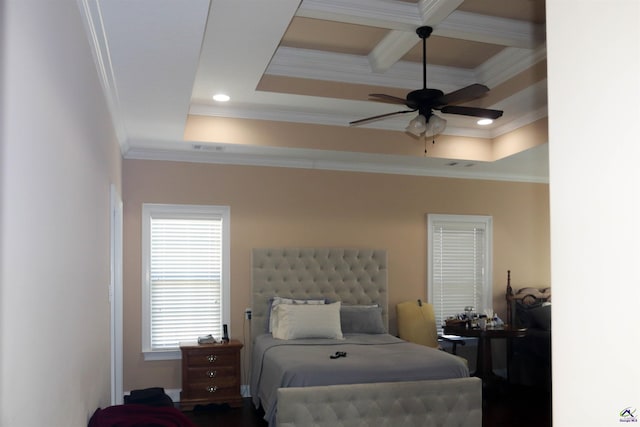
[80,0,548,182]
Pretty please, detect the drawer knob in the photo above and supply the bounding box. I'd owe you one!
[206,370,217,378]
[207,354,217,363]
[206,385,218,393]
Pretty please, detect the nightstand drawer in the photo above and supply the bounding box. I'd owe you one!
[183,377,238,398]
[186,365,236,381]
[183,349,237,367]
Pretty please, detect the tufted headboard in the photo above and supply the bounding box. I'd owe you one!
[251,248,388,343]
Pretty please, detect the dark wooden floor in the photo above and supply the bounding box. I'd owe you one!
[183,384,551,427]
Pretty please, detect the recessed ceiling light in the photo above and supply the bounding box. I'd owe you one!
[212,93,230,102]
[477,118,493,126]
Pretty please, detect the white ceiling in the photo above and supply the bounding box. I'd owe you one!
[79,0,548,183]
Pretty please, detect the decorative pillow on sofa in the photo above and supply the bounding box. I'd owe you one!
[272,301,344,340]
[340,305,386,334]
[267,296,326,332]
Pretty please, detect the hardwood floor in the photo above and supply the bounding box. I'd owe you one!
[483,384,552,427]
[182,384,551,427]
[183,398,267,426]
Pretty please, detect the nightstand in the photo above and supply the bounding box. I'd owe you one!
[179,340,243,410]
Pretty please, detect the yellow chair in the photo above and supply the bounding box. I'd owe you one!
[396,299,464,354]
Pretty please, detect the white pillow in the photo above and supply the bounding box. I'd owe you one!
[272,301,344,340]
[268,297,325,332]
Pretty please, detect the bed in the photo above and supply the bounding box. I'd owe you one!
[505,270,552,389]
[250,248,480,426]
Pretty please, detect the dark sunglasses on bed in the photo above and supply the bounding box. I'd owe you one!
[330,351,347,359]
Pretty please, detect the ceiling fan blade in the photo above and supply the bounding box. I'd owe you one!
[368,93,408,105]
[437,84,490,106]
[438,105,503,119]
[349,109,416,126]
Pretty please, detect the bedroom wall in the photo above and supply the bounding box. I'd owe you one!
[122,159,550,391]
[548,2,640,425]
[0,1,122,425]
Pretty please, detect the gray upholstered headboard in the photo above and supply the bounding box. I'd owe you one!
[251,248,388,343]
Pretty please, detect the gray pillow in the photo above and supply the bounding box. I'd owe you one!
[340,305,386,334]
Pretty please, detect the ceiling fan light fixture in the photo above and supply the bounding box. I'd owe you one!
[477,118,493,125]
[406,114,427,136]
[425,114,447,136]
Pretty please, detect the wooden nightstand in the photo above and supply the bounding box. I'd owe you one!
[179,340,243,410]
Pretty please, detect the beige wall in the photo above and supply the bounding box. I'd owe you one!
[122,159,549,391]
[1,1,122,425]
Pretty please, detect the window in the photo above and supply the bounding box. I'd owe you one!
[427,214,492,332]
[142,204,230,360]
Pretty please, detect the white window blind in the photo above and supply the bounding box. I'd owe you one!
[427,215,492,332]
[142,204,230,358]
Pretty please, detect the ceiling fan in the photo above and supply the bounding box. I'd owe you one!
[349,26,504,136]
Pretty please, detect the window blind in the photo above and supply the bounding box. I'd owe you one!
[149,216,223,350]
[428,216,491,332]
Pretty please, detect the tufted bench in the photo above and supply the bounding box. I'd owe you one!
[276,377,482,427]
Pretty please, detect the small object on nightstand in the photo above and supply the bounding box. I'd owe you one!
[197,334,217,344]
[222,324,229,343]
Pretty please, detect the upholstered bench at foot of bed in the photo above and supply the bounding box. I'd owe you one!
[276,377,482,427]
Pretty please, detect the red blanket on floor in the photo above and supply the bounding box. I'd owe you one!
[88,404,197,427]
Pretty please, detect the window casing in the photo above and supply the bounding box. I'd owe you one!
[142,204,230,360]
[427,214,492,333]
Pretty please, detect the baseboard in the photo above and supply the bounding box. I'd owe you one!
[124,386,247,403]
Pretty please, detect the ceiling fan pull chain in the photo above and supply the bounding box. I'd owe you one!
[423,133,437,156]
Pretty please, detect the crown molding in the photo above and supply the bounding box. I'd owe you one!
[477,45,547,89]
[491,105,548,139]
[189,102,351,127]
[124,141,548,184]
[188,102,497,139]
[77,0,129,154]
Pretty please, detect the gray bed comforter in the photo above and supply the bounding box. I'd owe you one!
[251,333,470,425]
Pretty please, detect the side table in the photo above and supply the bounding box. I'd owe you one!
[179,340,243,410]
[443,325,526,392]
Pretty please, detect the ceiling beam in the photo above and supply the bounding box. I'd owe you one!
[192,0,302,101]
[298,0,543,48]
[299,0,544,78]
[368,30,419,73]
[297,0,420,30]
[435,10,545,48]
[418,0,464,26]
[368,0,463,73]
